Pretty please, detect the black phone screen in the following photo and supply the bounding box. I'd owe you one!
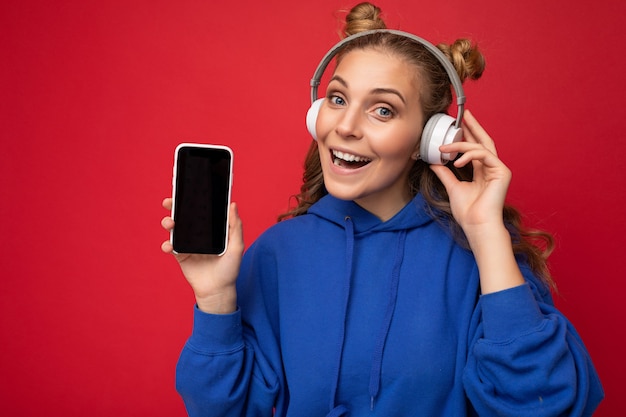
[172,145,232,254]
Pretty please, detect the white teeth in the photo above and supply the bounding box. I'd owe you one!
[332,150,371,163]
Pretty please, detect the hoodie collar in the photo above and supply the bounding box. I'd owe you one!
[308,193,434,234]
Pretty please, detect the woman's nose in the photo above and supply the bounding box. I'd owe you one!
[335,106,363,140]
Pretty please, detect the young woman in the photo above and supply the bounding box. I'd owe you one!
[161,3,603,416]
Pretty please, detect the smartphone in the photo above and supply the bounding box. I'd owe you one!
[170,143,233,255]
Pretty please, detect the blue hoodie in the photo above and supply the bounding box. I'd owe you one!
[175,194,604,416]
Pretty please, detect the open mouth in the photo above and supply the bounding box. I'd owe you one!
[331,149,372,169]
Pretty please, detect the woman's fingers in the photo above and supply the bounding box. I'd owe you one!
[462,110,498,156]
[440,141,493,165]
[226,203,245,256]
[161,215,174,231]
[452,146,502,170]
[429,164,459,191]
[161,198,174,252]
[161,239,174,253]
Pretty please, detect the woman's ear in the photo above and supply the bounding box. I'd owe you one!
[411,141,421,160]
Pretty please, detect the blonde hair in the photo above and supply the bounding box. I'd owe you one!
[280,2,555,289]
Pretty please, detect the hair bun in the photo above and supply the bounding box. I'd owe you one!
[437,39,486,83]
[344,2,387,37]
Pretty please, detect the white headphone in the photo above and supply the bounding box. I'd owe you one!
[306,29,466,165]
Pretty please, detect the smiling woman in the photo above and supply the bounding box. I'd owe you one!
[161,2,604,416]
[1,0,622,414]
[314,48,425,220]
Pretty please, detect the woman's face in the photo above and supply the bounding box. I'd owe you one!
[316,48,425,221]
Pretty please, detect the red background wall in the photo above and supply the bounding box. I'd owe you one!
[1,0,623,415]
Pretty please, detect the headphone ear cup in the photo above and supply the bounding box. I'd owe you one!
[306,98,325,141]
[420,113,462,165]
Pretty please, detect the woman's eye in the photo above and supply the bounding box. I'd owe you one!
[329,95,345,106]
[375,106,393,118]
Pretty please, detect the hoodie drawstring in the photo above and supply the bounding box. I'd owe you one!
[327,216,354,417]
[368,230,407,409]
[327,216,408,415]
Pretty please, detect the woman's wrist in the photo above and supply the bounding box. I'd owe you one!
[195,285,238,314]
[465,222,525,295]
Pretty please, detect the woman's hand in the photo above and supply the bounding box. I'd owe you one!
[161,198,244,313]
[429,110,511,237]
[429,110,524,294]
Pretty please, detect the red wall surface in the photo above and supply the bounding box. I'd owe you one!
[1,0,623,415]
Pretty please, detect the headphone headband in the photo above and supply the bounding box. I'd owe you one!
[309,29,466,128]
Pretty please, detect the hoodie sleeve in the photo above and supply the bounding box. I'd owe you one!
[175,240,284,417]
[463,270,604,417]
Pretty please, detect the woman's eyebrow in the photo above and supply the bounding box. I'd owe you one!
[328,75,406,104]
[329,75,349,87]
[371,88,406,105]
